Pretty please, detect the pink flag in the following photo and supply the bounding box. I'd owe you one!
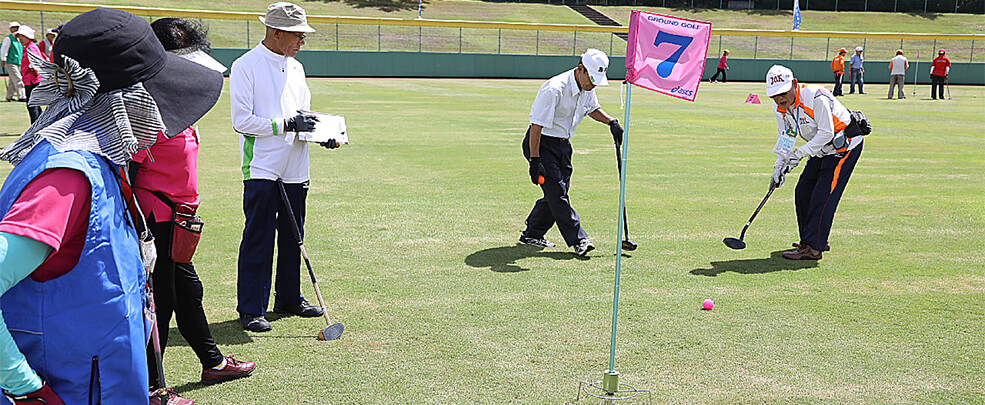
[625,10,712,102]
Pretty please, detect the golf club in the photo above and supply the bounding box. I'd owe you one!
[945,77,952,100]
[276,179,345,341]
[613,140,638,251]
[723,185,776,250]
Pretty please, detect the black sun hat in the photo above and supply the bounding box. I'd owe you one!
[53,8,223,137]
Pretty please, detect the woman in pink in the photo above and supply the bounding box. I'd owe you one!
[15,25,46,123]
[710,49,729,83]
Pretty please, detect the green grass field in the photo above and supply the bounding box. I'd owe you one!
[1,78,983,403]
[3,2,983,59]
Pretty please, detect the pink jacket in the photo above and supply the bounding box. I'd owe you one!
[20,42,45,86]
[717,54,729,69]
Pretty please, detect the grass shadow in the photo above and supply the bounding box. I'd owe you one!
[905,12,943,20]
[166,318,254,348]
[312,0,425,12]
[689,250,818,277]
[465,245,588,273]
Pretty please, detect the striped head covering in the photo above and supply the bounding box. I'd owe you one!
[0,51,164,166]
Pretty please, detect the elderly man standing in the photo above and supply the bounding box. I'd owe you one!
[231,2,340,332]
[519,49,622,256]
[848,46,865,95]
[1,22,25,102]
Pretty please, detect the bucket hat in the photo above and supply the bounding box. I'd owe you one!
[15,25,34,41]
[259,2,315,33]
[53,8,223,137]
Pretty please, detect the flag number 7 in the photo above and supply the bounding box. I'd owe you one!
[652,31,693,78]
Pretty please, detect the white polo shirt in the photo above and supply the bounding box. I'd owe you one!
[529,69,601,139]
[230,42,311,182]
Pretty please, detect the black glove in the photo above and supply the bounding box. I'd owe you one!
[609,119,624,145]
[6,383,65,405]
[319,139,339,149]
[285,112,319,133]
[528,157,545,185]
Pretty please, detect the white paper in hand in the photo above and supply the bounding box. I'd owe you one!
[296,111,349,145]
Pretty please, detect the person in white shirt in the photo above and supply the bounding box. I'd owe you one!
[519,49,623,256]
[888,50,909,99]
[766,65,864,261]
[230,2,339,332]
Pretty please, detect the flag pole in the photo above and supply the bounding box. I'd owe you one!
[602,82,632,394]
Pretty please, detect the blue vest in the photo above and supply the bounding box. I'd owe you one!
[0,141,148,404]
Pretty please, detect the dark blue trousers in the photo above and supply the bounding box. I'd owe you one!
[522,128,589,247]
[237,179,308,316]
[794,142,863,251]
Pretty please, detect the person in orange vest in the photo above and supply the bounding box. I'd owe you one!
[929,49,950,100]
[830,48,846,96]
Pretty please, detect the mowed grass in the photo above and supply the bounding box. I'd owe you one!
[3,2,983,59]
[1,79,984,403]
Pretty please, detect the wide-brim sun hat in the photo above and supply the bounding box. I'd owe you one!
[53,8,223,138]
[8,22,18,28]
[581,48,609,87]
[259,2,315,33]
[765,65,794,97]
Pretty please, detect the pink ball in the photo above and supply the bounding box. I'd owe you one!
[702,299,714,310]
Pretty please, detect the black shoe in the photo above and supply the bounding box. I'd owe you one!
[239,314,271,332]
[273,299,324,318]
[573,238,595,256]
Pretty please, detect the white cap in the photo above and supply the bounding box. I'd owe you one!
[9,22,19,28]
[16,25,35,41]
[581,48,609,87]
[765,65,795,97]
[46,28,57,35]
[259,2,315,33]
[855,46,863,52]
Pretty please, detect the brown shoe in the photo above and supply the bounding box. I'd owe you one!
[793,242,830,251]
[783,246,822,260]
[201,355,256,385]
[149,388,195,405]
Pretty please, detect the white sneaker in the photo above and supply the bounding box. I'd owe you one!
[573,238,595,256]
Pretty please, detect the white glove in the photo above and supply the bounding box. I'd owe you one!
[771,163,787,189]
[785,154,803,171]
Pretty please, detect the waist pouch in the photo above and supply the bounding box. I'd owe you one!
[152,191,203,263]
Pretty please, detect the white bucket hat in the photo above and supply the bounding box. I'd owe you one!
[16,25,35,41]
[9,22,20,29]
[855,46,863,52]
[765,65,795,97]
[259,2,315,33]
[581,48,609,87]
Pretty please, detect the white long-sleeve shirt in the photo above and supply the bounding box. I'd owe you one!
[773,84,861,166]
[529,69,600,139]
[230,42,311,182]
[1,36,12,64]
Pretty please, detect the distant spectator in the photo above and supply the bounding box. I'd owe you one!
[849,46,865,94]
[2,21,25,102]
[14,25,45,123]
[887,50,908,99]
[830,48,846,96]
[709,49,729,83]
[39,28,56,61]
[930,49,950,100]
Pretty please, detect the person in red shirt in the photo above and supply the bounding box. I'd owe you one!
[14,25,46,123]
[709,49,729,83]
[929,49,950,100]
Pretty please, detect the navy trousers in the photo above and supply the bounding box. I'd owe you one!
[794,142,863,251]
[522,128,589,247]
[237,179,308,316]
[930,75,946,99]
